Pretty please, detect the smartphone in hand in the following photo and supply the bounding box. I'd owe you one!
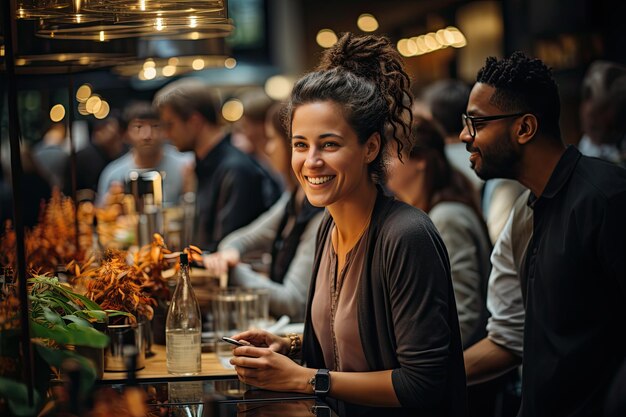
[221,336,247,346]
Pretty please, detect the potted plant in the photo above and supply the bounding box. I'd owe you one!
[69,249,156,371]
[28,275,131,377]
[0,275,126,416]
[67,235,206,368]
[69,234,181,347]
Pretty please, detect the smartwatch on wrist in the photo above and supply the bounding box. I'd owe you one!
[309,368,331,396]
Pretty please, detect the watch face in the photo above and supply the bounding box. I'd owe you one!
[315,374,330,392]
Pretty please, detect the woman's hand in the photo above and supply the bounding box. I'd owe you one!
[230,346,315,393]
[230,329,290,355]
[202,248,240,276]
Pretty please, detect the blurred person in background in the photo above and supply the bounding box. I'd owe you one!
[203,103,323,321]
[96,101,192,207]
[32,122,69,189]
[578,60,626,165]
[63,110,126,200]
[154,80,281,252]
[480,179,526,245]
[387,116,491,349]
[421,79,482,193]
[232,89,276,168]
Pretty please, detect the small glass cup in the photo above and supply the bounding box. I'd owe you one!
[213,289,248,368]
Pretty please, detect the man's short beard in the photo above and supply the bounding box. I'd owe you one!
[475,139,520,181]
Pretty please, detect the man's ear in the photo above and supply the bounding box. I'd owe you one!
[515,114,538,145]
[188,111,204,129]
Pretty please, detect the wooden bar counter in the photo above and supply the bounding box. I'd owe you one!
[99,344,237,384]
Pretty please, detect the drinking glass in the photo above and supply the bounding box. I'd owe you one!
[213,289,248,368]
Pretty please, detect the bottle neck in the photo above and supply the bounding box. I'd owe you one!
[178,263,190,286]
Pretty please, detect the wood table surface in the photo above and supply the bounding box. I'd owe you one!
[99,344,237,383]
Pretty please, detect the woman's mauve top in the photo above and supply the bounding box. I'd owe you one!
[311,225,369,372]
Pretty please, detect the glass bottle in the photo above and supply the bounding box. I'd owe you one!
[166,253,202,374]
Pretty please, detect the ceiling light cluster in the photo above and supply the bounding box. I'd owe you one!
[16,0,233,41]
[111,56,236,80]
[397,27,467,57]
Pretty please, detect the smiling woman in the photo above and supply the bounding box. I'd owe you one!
[290,101,375,210]
[229,33,468,416]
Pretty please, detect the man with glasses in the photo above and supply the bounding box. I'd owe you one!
[460,52,626,417]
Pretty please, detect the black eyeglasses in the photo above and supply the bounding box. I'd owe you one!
[462,112,527,138]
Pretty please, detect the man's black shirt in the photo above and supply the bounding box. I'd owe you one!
[520,146,626,417]
[194,135,281,252]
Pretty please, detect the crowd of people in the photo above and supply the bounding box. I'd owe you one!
[2,30,625,417]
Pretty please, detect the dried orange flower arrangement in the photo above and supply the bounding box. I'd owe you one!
[129,233,177,302]
[0,190,93,274]
[68,234,204,325]
[77,249,156,325]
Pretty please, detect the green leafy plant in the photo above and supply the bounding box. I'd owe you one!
[0,276,132,416]
[28,275,132,345]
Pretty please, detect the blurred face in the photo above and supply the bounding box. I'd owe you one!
[291,101,377,208]
[582,99,615,145]
[126,118,163,157]
[159,104,195,153]
[93,119,121,147]
[459,83,521,180]
[386,145,422,198]
[264,119,291,180]
[239,116,268,155]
